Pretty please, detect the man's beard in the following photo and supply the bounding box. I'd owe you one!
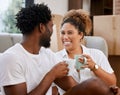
[39,35,51,48]
[39,29,52,48]
[39,25,53,48]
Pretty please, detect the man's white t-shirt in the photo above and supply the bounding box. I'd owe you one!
[0,43,59,95]
[56,45,114,95]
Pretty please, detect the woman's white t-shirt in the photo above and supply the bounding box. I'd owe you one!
[56,45,114,95]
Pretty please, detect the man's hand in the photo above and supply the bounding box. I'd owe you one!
[110,86,120,95]
[49,62,69,79]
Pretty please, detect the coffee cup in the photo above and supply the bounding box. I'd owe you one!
[74,54,87,70]
[63,59,75,75]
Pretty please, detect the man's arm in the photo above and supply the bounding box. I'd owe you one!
[54,76,78,91]
[4,83,27,95]
[4,72,55,95]
[3,62,69,95]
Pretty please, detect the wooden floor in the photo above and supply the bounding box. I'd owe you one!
[108,55,120,87]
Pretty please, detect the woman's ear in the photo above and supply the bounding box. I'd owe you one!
[79,32,84,39]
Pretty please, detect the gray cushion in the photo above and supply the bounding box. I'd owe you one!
[0,33,13,53]
[84,36,108,57]
[10,33,23,45]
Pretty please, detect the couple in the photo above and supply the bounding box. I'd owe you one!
[0,3,118,95]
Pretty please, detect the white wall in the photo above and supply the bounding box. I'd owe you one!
[83,0,91,13]
[34,0,68,16]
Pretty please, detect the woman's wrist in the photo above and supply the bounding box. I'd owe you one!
[90,64,99,71]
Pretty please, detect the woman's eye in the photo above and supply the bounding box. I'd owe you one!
[61,31,65,35]
[61,31,73,35]
[68,31,73,35]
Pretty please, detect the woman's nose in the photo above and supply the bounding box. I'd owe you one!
[63,34,68,39]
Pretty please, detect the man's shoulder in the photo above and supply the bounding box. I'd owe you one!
[40,47,57,59]
[4,43,21,53]
[40,47,55,54]
[2,43,23,59]
[56,49,66,57]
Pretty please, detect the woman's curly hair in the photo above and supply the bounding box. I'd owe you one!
[16,3,52,35]
[62,9,92,35]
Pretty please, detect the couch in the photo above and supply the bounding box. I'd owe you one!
[0,33,108,57]
[0,14,108,56]
[0,33,108,94]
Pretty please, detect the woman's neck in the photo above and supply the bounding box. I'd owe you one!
[67,46,83,59]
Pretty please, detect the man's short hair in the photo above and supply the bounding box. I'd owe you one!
[16,3,52,35]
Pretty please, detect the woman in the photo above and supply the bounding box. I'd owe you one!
[56,9,116,94]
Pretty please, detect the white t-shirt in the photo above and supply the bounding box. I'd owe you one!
[56,45,114,95]
[0,43,59,95]
[0,53,2,95]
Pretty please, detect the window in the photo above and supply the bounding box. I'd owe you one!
[0,0,34,34]
[25,0,34,8]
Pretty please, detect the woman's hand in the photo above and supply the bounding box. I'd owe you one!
[79,54,96,70]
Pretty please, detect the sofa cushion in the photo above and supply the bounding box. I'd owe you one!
[0,33,13,53]
[10,33,23,45]
[84,36,108,57]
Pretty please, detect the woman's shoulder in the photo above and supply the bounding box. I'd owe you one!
[89,48,104,55]
[83,45,105,56]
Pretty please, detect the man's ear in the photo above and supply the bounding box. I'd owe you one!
[39,23,45,33]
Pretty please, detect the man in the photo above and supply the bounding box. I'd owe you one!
[64,77,120,95]
[0,4,77,95]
